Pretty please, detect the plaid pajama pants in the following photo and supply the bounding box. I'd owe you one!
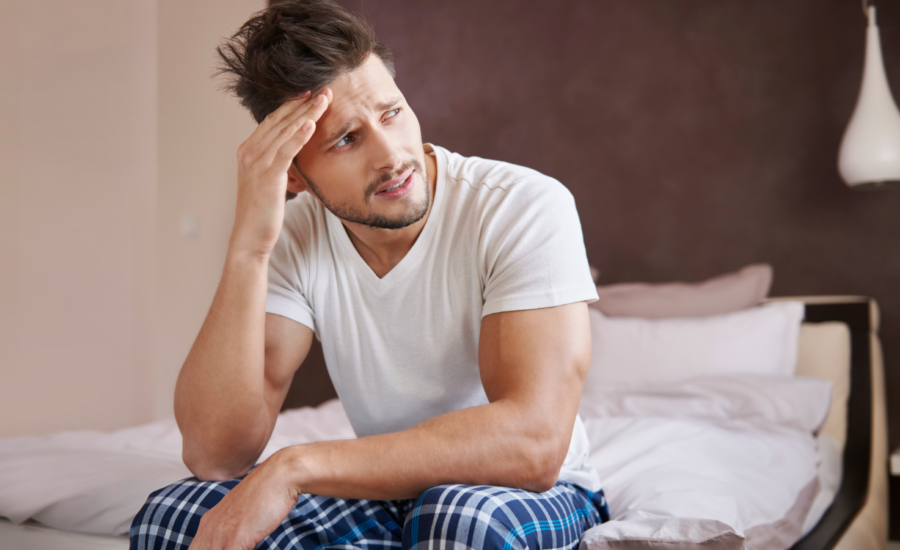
[130,473,609,550]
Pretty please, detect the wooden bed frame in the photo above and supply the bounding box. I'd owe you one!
[792,300,876,549]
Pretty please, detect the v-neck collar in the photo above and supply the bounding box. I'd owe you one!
[325,144,447,292]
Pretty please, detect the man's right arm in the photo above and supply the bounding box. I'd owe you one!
[173,88,332,482]
[174,259,314,481]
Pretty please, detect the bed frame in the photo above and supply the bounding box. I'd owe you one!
[791,300,874,549]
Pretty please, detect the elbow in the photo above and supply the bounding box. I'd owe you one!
[530,450,565,493]
[517,411,574,493]
[182,459,227,483]
[182,440,251,482]
[513,439,567,494]
[175,411,263,482]
[501,409,574,493]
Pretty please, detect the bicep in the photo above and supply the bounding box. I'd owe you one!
[263,312,314,418]
[478,302,591,424]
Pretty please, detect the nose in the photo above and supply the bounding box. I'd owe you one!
[369,124,406,176]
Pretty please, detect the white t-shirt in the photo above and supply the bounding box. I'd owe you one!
[266,144,601,491]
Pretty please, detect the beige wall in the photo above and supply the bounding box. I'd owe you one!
[0,1,158,437]
[155,0,261,420]
[0,0,261,437]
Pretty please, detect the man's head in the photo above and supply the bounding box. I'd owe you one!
[217,0,431,231]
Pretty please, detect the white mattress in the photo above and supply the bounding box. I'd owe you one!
[0,375,840,549]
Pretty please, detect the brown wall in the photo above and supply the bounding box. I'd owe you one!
[283,1,900,448]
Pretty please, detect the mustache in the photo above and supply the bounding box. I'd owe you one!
[364,159,422,199]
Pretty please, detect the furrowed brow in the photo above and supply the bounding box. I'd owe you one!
[374,96,402,112]
[322,96,403,147]
[323,122,352,147]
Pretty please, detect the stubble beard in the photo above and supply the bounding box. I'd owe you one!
[300,156,432,230]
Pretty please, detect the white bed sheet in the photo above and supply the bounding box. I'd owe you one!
[0,518,127,549]
[0,376,838,549]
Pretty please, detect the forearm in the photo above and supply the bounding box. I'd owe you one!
[175,244,272,478]
[277,398,573,500]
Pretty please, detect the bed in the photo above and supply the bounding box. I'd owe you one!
[0,294,888,549]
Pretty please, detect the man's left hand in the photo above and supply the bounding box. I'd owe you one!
[188,449,302,550]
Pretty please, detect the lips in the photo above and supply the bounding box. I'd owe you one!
[374,169,414,195]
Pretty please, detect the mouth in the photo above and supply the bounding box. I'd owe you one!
[374,169,415,198]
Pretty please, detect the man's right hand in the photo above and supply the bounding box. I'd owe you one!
[230,89,332,258]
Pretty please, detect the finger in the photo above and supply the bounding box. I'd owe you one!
[237,92,316,172]
[275,87,332,131]
[269,118,318,172]
[264,91,332,169]
[264,88,332,151]
[255,89,329,156]
[244,92,314,154]
[258,91,312,132]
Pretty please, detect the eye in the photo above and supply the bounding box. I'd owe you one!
[332,109,401,150]
[334,134,354,149]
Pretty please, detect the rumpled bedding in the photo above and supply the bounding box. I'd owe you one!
[0,400,353,535]
[579,374,834,549]
[0,374,834,550]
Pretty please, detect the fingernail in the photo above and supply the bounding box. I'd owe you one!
[302,120,313,131]
[316,95,325,105]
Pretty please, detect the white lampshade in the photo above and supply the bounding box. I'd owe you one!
[838,6,900,189]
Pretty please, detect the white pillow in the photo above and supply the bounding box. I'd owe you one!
[584,301,805,392]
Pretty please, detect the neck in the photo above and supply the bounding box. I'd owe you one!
[343,149,438,278]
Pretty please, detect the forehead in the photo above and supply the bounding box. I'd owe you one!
[318,55,402,136]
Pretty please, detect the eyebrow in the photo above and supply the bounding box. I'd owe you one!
[321,96,403,147]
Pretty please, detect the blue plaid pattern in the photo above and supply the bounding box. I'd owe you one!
[131,474,609,550]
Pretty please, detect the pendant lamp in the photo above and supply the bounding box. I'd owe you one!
[838,2,900,189]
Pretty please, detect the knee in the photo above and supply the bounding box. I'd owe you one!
[414,483,463,507]
[405,484,598,550]
[412,484,497,519]
[405,485,513,550]
[130,476,240,548]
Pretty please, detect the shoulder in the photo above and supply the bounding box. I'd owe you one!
[273,192,326,261]
[434,145,576,216]
[283,193,325,237]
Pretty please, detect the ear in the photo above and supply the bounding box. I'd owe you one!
[286,158,310,195]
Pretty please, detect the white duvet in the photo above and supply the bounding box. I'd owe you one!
[0,374,834,549]
[579,375,835,548]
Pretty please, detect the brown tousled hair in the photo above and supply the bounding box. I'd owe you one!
[216,0,394,123]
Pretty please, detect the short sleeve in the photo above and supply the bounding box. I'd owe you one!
[480,177,598,317]
[266,208,317,334]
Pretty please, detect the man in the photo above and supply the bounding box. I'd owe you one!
[131,1,608,549]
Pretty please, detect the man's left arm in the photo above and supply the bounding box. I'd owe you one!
[188,302,591,549]
[293,300,592,498]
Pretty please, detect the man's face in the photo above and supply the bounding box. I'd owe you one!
[290,54,430,230]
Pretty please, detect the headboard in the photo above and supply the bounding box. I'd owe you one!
[790,297,880,549]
